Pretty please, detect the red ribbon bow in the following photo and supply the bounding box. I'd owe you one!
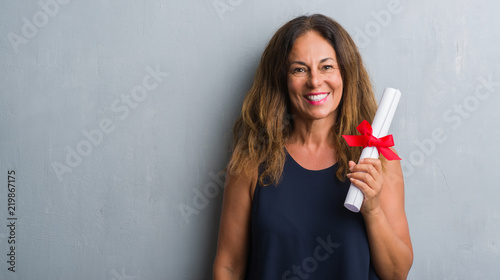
[342,120,401,161]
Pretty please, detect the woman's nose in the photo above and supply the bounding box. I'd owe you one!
[307,69,323,89]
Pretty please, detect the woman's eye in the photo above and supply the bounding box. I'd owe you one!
[292,68,307,75]
[322,65,334,71]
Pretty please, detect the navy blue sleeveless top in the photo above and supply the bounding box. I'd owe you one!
[246,151,380,280]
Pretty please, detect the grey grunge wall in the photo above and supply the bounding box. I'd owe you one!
[1,0,499,279]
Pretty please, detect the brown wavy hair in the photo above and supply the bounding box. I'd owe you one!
[227,14,378,186]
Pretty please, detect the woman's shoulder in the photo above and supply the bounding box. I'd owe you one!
[225,165,259,202]
[381,149,404,186]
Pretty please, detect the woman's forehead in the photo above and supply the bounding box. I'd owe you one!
[288,31,337,63]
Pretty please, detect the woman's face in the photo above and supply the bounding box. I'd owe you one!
[287,31,343,122]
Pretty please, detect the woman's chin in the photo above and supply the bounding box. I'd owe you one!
[304,111,336,121]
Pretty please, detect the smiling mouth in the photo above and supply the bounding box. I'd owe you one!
[305,92,329,102]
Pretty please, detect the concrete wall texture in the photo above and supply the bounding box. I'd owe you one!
[1,0,499,279]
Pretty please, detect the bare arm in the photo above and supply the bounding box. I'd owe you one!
[213,168,256,280]
[348,158,413,280]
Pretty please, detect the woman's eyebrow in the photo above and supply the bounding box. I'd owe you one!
[320,57,335,63]
[289,61,307,66]
[290,57,336,66]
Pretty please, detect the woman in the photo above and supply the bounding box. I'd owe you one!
[213,14,413,280]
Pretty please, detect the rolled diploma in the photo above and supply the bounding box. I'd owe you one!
[344,88,401,213]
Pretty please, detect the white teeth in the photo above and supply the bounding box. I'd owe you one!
[306,93,328,101]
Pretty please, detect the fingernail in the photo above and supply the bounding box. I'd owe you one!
[347,173,351,178]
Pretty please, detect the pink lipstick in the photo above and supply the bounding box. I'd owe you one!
[304,92,329,105]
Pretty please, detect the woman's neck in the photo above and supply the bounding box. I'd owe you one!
[287,116,336,151]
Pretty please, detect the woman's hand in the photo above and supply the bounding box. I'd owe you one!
[347,157,413,279]
[347,158,384,215]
